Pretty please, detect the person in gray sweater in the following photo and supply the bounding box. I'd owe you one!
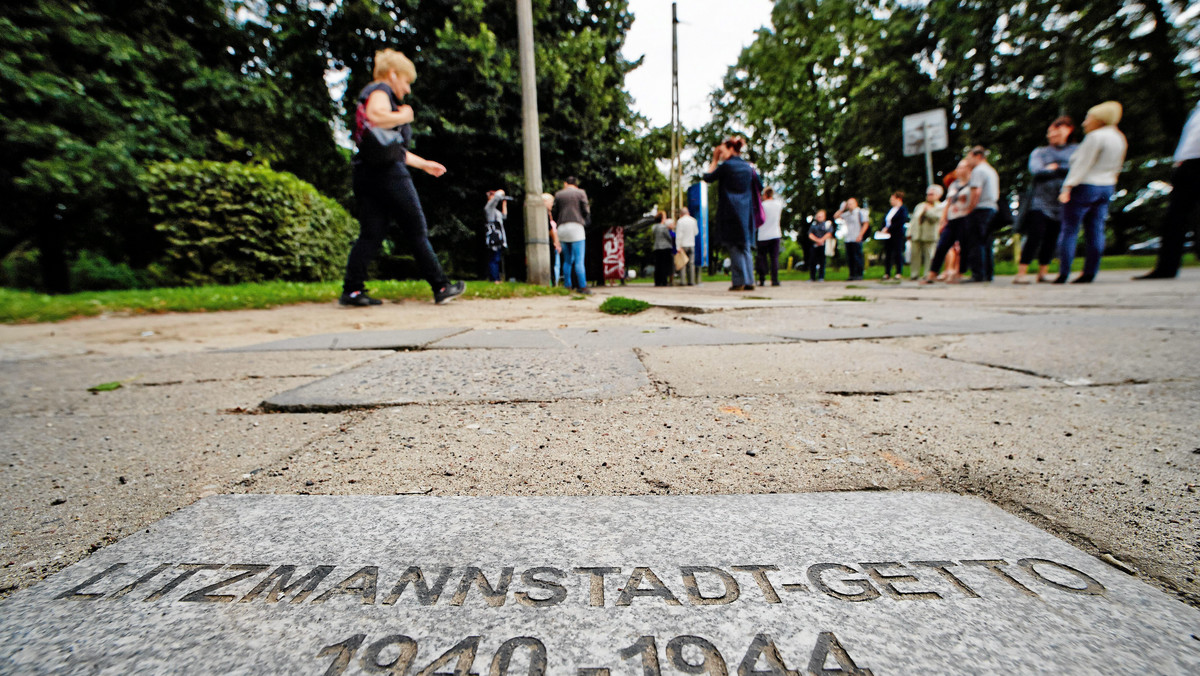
[1016,116,1076,284]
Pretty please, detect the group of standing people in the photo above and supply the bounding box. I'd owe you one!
[336,46,1187,307]
[915,101,1127,285]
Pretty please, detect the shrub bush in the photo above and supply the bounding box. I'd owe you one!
[69,251,152,291]
[1,246,42,290]
[142,160,357,285]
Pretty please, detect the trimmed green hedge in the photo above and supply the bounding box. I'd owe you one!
[142,160,357,285]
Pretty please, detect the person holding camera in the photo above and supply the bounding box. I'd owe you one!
[703,136,762,291]
[484,189,509,283]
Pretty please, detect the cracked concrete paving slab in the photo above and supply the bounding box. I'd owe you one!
[553,325,784,348]
[428,328,566,349]
[224,328,466,352]
[245,395,930,499]
[638,342,1053,396]
[263,348,651,410]
[0,410,346,596]
[0,351,391,416]
[908,326,1200,384]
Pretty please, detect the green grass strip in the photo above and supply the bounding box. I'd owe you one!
[0,280,568,324]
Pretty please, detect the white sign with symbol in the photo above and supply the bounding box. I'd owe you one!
[902,108,949,157]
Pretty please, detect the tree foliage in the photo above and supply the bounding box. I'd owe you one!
[1,0,665,290]
[701,0,1198,250]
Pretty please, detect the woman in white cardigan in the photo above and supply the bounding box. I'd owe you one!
[1055,101,1127,283]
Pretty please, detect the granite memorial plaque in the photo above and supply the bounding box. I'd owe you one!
[2,493,1198,674]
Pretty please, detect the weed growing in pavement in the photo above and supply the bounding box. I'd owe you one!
[599,296,651,315]
[827,295,872,302]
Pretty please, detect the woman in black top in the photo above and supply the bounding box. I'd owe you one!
[340,49,464,306]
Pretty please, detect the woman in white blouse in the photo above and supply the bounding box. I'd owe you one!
[1055,101,1127,284]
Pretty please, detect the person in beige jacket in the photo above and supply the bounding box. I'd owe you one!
[1055,101,1127,284]
[908,185,944,280]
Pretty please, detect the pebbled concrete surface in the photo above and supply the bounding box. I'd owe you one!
[1,267,1197,613]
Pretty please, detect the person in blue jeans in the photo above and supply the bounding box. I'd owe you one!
[1056,101,1127,284]
[552,177,591,294]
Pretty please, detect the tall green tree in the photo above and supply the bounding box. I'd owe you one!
[0,0,344,291]
[703,0,1198,248]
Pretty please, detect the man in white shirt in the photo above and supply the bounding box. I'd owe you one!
[834,197,869,280]
[1137,100,1200,280]
[757,188,785,286]
[674,207,699,285]
[964,146,1001,282]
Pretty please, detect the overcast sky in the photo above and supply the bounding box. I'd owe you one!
[622,0,775,130]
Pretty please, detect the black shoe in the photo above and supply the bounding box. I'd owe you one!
[1133,270,1176,280]
[1069,276,1093,284]
[575,287,593,295]
[339,290,382,306]
[771,281,781,287]
[434,281,465,304]
[1052,276,1068,284]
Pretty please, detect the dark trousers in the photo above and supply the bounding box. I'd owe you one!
[845,241,864,279]
[756,237,781,285]
[1154,159,1200,276]
[343,163,449,294]
[809,246,826,280]
[883,237,904,277]
[930,217,969,274]
[964,208,994,280]
[1020,209,1061,266]
[654,248,673,286]
[487,248,503,282]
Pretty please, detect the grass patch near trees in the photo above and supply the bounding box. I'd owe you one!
[599,296,652,315]
[0,280,569,324]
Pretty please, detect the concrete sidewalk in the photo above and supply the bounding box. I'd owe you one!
[1,268,1197,609]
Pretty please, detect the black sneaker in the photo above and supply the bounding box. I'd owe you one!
[434,281,465,304]
[574,287,593,295]
[339,290,382,306]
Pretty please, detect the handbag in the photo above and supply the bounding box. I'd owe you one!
[673,248,690,271]
[354,98,407,165]
[357,125,407,165]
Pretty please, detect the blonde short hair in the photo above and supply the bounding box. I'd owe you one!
[1087,101,1122,127]
[373,49,417,83]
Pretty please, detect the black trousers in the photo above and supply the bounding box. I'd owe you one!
[809,245,826,280]
[930,217,969,274]
[1020,209,1061,266]
[845,241,864,279]
[1154,159,1200,276]
[343,162,449,294]
[756,237,780,285]
[883,236,904,277]
[964,208,994,280]
[654,248,673,286]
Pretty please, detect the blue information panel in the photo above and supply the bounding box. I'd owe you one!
[688,183,709,269]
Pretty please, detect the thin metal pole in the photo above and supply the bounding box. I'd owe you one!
[922,122,934,189]
[517,0,550,285]
[670,2,680,224]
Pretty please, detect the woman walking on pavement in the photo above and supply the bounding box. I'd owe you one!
[703,136,763,291]
[340,49,464,306]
